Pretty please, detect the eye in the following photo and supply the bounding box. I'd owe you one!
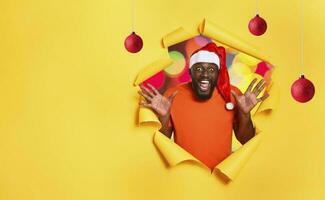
[208,67,215,72]
[196,67,203,71]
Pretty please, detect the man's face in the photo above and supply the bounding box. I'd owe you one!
[190,62,219,100]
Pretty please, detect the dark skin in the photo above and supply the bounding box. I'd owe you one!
[138,62,269,144]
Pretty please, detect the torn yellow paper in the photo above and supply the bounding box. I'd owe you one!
[139,107,162,129]
[137,86,275,181]
[153,131,203,167]
[152,127,262,180]
[214,134,262,180]
[136,76,277,180]
[231,131,242,152]
[162,27,196,48]
[135,18,279,181]
[134,58,173,86]
[234,53,262,69]
[199,18,269,62]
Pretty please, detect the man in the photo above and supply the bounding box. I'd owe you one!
[138,42,269,170]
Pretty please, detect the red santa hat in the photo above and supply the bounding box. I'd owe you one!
[189,42,234,110]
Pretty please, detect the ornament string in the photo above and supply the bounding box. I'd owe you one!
[131,0,135,32]
[300,0,304,76]
[256,0,259,15]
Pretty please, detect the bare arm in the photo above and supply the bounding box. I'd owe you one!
[233,111,255,144]
[158,113,173,138]
[231,78,269,144]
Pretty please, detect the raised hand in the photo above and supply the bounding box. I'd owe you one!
[138,83,178,117]
[231,78,270,114]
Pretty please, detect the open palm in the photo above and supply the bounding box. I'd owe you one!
[231,78,269,114]
[138,83,177,117]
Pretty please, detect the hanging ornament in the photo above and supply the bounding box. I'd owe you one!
[248,14,267,36]
[248,0,267,36]
[291,0,315,103]
[291,75,315,103]
[124,0,143,53]
[124,32,143,53]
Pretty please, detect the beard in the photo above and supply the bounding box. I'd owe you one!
[191,78,217,100]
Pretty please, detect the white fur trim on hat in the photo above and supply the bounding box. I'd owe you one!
[189,50,220,69]
[225,102,234,110]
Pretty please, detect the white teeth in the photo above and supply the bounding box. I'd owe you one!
[199,80,210,91]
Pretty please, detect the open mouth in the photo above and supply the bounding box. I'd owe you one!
[198,80,210,92]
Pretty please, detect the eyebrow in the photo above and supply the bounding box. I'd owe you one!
[196,64,217,68]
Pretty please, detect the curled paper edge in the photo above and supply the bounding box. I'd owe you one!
[162,27,196,48]
[214,134,262,180]
[153,131,204,167]
[135,18,278,181]
[134,58,173,86]
[199,18,269,62]
[137,85,276,180]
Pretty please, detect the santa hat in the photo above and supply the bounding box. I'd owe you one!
[189,42,234,110]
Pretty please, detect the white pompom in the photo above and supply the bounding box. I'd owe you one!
[226,102,234,110]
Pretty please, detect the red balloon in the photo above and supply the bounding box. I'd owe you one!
[291,75,315,103]
[124,32,143,53]
[248,14,267,36]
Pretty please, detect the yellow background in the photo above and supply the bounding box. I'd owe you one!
[0,0,324,199]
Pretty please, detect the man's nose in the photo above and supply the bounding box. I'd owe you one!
[201,70,208,77]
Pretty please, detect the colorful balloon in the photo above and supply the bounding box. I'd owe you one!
[255,61,271,77]
[164,51,186,77]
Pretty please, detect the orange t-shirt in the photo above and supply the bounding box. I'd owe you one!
[163,82,242,170]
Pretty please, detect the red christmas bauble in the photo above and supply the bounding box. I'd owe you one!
[124,32,143,53]
[248,14,267,36]
[291,75,315,103]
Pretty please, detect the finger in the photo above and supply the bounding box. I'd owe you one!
[140,100,148,104]
[138,91,152,102]
[257,92,270,102]
[139,99,146,105]
[230,90,239,100]
[252,79,265,94]
[255,82,266,96]
[146,83,160,95]
[168,91,178,101]
[245,78,257,94]
[139,101,152,108]
[140,85,155,97]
